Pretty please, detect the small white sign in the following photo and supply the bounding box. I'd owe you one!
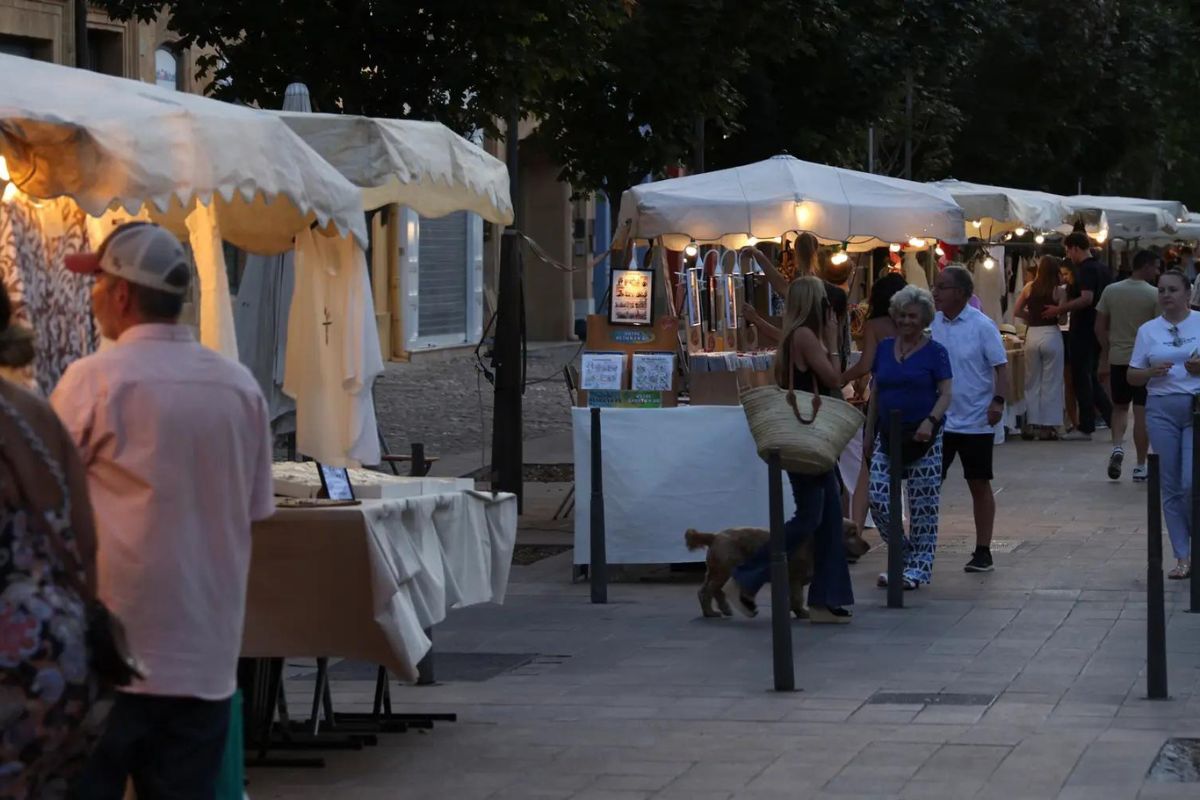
[580,352,625,391]
[631,352,675,392]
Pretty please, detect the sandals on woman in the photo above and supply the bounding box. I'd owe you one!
[876,573,920,591]
[1169,562,1192,580]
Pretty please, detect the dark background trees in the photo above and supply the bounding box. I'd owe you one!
[96,0,1200,207]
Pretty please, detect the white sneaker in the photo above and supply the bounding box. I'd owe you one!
[1132,464,1148,482]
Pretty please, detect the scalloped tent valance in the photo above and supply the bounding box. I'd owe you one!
[0,53,367,254]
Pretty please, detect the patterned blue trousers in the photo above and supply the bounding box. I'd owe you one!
[868,432,943,585]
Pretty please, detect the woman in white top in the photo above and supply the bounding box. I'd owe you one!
[1129,269,1200,578]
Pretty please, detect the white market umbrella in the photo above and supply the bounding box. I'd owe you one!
[276,112,514,223]
[931,179,1077,239]
[1065,195,1180,240]
[614,154,965,252]
[0,53,367,253]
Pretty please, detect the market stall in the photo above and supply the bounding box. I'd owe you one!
[575,156,965,565]
[1,56,518,706]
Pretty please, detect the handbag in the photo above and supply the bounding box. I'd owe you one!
[740,342,865,474]
[0,394,143,688]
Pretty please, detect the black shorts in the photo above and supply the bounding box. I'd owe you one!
[1109,364,1147,407]
[942,432,994,482]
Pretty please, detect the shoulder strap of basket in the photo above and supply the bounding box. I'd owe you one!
[783,332,821,425]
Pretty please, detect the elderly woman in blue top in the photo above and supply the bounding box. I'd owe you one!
[866,285,953,590]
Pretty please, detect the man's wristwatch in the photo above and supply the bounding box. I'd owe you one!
[992,395,1006,406]
[926,415,941,427]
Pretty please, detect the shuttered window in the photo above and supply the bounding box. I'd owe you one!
[417,212,469,337]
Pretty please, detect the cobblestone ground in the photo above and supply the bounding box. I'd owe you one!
[373,343,581,467]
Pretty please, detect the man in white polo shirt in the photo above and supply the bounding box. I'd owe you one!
[51,223,274,799]
[932,264,1010,573]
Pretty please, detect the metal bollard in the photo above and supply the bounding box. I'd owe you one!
[886,410,904,609]
[416,627,435,685]
[1190,403,1200,613]
[1147,454,1168,700]
[767,450,795,691]
[589,408,608,604]
[411,442,428,477]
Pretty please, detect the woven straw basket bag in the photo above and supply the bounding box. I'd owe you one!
[740,348,864,475]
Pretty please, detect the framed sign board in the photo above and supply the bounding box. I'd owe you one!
[610,269,653,326]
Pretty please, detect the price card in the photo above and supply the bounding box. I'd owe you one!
[630,352,675,391]
[580,351,625,390]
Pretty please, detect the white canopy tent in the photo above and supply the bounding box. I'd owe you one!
[0,53,367,253]
[615,154,965,252]
[931,179,1078,239]
[276,112,514,224]
[1065,195,1179,241]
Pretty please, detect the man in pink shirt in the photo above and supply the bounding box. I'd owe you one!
[51,222,274,799]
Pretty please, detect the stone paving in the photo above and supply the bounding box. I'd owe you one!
[373,343,580,468]
[248,435,1200,800]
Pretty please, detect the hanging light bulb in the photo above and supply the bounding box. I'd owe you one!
[908,237,926,248]
[1014,227,1027,237]
[830,250,849,265]
[684,242,698,258]
[1092,229,1108,244]
[983,257,996,270]
[794,201,811,227]
[1034,234,1045,245]
[971,219,982,229]
[935,245,946,257]
[745,236,758,247]
[1,182,18,204]
[0,155,9,182]
[889,243,901,253]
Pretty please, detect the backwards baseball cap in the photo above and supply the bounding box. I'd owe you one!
[65,222,191,296]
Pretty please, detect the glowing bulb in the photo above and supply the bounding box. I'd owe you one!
[794,201,811,227]
[1092,229,1108,244]
[746,236,758,247]
[684,243,698,257]
[908,237,926,248]
[830,251,849,265]
[971,219,982,229]
[983,257,996,270]
[935,245,945,257]
[0,155,8,182]
[1034,234,1045,245]
[1014,227,1027,237]
[1,182,18,204]
[889,243,901,253]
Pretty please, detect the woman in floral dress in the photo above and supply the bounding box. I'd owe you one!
[0,287,100,799]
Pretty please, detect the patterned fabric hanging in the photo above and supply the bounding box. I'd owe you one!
[0,198,99,395]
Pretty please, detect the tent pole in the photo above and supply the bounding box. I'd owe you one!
[491,102,524,508]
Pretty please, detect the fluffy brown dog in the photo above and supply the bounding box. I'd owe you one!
[684,520,869,619]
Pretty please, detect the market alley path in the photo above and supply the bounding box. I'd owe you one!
[251,435,1200,800]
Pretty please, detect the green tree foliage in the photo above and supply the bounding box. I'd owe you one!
[95,0,1200,208]
[93,0,630,136]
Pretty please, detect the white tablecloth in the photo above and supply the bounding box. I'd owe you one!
[573,406,807,565]
[244,490,517,680]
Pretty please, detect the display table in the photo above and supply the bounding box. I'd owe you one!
[242,491,517,681]
[573,406,812,565]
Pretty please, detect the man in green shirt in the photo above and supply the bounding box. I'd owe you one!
[1096,249,1163,481]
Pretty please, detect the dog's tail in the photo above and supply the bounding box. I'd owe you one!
[684,529,717,551]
